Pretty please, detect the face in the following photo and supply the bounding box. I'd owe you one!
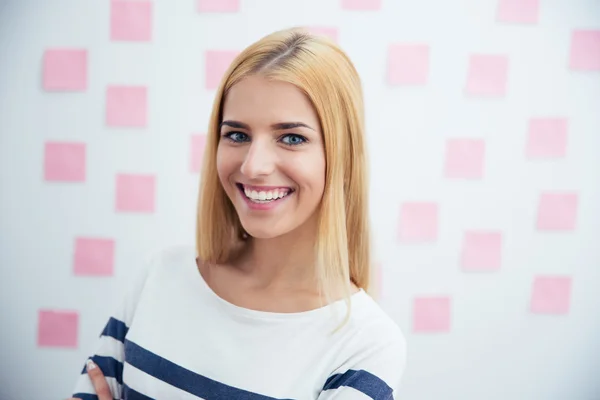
[216,75,326,240]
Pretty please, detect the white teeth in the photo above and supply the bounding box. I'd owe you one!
[243,186,291,202]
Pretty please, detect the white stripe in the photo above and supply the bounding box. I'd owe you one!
[94,335,126,361]
[318,387,374,399]
[123,362,205,400]
[72,375,122,398]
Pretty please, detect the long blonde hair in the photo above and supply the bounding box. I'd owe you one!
[196,27,373,318]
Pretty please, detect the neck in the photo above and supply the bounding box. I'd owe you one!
[235,221,319,293]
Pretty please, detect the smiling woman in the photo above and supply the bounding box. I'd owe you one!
[70,26,406,400]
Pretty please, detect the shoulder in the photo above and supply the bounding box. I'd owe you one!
[121,245,197,299]
[142,244,197,278]
[331,292,407,392]
[350,291,406,345]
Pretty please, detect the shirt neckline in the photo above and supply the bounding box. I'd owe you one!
[191,256,367,322]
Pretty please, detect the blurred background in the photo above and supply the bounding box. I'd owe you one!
[1,0,599,399]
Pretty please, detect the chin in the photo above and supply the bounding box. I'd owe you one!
[241,225,287,240]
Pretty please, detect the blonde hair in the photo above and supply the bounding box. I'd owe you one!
[196,27,373,321]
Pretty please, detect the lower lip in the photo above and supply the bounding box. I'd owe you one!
[237,186,292,211]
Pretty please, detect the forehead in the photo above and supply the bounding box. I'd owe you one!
[221,75,320,128]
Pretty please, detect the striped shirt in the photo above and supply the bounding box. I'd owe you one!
[72,246,407,399]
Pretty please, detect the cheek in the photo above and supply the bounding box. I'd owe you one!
[215,146,232,186]
[291,154,326,197]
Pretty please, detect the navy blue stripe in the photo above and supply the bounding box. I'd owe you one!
[80,355,124,385]
[72,394,100,400]
[322,369,393,400]
[72,394,118,400]
[123,384,155,400]
[101,317,129,342]
[124,339,292,400]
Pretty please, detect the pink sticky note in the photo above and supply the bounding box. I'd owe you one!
[399,202,438,242]
[205,50,239,90]
[110,0,152,42]
[569,30,600,71]
[73,237,115,276]
[341,0,381,10]
[190,134,207,173]
[413,296,451,333]
[44,142,86,182]
[197,0,240,12]
[115,174,156,213]
[37,310,79,348]
[387,44,429,86]
[536,192,578,231]
[461,231,502,271]
[530,276,572,314]
[465,54,509,97]
[43,49,87,91]
[444,138,485,179]
[496,0,539,24]
[526,118,568,158]
[307,26,339,43]
[106,85,147,127]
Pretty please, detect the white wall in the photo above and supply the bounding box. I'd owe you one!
[1,1,599,399]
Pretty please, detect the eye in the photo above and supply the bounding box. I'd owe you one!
[223,131,249,143]
[280,134,307,146]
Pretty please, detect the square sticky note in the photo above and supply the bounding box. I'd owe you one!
[461,231,502,271]
[205,50,239,90]
[444,138,485,179]
[387,44,429,86]
[110,0,152,42]
[465,54,509,97]
[526,118,568,158]
[399,202,438,242]
[536,192,578,231]
[413,296,451,333]
[496,0,539,24]
[197,0,240,12]
[43,49,87,91]
[44,142,86,182]
[190,134,207,173]
[307,26,339,43]
[37,310,78,348]
[106,85,147,127]
[530,276,572,314]
[73,237,115,276]
[341,0,381,10]
[569,30,600,71]
[115,174,156,213]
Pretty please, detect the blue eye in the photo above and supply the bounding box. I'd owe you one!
[281,134,307,146]
[224,132,249,143]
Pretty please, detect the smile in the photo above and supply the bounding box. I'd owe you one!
[236,183,294,205]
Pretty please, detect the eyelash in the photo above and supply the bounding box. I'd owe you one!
[222,132,308,146]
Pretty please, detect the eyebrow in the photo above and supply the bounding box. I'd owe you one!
[220,120,315,131]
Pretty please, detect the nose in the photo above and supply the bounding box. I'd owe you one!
[240,138,276,179]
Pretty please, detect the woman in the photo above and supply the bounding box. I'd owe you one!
[69,26,406,400]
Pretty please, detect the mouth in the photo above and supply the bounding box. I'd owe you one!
[236,183,294,204]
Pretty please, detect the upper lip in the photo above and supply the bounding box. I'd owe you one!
[237,183,293,191]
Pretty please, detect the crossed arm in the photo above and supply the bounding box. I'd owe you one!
[68,360,113,400]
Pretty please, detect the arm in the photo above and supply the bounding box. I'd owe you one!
[68,359,114,400]
[317,337,407,400]
[71,254,156,400]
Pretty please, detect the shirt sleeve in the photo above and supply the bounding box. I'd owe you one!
[317,334,407,400]
[71,252,159,400]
